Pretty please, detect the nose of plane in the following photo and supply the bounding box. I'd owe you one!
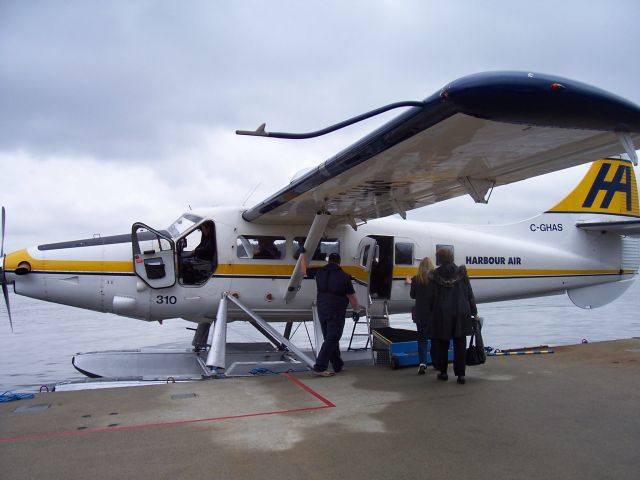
[2,247,33,277]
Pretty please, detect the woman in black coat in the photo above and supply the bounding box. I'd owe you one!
[409,257,435,375]
[424,249,478,384]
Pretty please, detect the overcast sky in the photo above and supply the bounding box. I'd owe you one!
[1,0,639,252]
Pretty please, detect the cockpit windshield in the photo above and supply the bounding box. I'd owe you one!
[167,213,203,238]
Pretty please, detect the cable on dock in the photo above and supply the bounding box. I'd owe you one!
[0,391,35,403]
[488,350,554,356]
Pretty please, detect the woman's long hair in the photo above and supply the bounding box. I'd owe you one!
[415,257,435,284]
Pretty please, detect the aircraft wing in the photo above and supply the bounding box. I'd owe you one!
[242,71,640,226]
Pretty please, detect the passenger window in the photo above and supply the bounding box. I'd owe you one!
[394,242,414,265]
[294,237,339,261]
[236,236,286,259]
[435,244,454,265]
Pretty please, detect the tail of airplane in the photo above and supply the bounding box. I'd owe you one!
[546,158,639,219]
[542,158,640,308]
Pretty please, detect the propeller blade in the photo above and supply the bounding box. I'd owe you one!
[1,206,13,331]
[1,206,5,257]
[2,281,12,332]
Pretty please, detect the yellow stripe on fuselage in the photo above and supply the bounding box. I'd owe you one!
[216,264,295,276]
[465,267,633,277]
[3,250,631,279]
[4,249,133,273]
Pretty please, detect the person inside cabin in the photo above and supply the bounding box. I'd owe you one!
[253,237,280,259]
[181,220,216,284]
[299,249,361,376]
[409,257,435,375]
[424,248,478,385]
[192,221,216,262]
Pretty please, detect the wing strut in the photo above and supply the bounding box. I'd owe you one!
[616,132,638,166]
[284,211,331,303]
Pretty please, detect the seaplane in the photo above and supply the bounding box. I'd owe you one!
[1,71,640,379]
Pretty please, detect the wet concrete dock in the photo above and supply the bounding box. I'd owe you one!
[1,338,639,480]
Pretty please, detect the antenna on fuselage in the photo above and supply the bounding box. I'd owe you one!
[241,182,262,207]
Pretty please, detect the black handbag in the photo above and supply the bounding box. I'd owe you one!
[466,318,486,366]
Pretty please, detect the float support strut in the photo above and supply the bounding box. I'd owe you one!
[206,294,228,372]
[227,294,316,369]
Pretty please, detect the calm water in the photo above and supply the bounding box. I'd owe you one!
[1,280,639,393]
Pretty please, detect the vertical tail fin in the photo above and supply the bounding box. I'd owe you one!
[547,158,639,217]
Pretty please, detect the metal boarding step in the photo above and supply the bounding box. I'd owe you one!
[365,300,391,365]
[347,314,370,351]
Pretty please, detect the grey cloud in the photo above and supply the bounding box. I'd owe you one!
[1,0,639,163]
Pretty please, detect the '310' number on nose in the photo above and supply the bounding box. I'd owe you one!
[156,295,177,305]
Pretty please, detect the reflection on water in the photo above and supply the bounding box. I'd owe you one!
[1,280,638,392]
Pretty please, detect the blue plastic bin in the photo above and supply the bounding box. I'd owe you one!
[372,327,453,369]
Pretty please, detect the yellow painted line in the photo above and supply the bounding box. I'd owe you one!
[4,249,634,279]
[216,264,295,276]
[393,266,417,277]
[465,268,632,277]
[342,266,368,282]
[4,249,132,273]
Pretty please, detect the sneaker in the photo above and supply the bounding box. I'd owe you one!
[313,370,335,377]
[417,364,427,375]
[457,376,466,385]
[437,372,448,381]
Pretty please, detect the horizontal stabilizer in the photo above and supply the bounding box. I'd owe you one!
[576,219,640,236]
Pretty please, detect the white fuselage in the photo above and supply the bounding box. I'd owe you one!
[4,206,637,324]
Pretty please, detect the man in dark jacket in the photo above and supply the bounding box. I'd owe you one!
[425,249,478,384]
[301,251,360,376]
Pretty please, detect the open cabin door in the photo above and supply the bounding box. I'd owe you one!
[132,223,176,289]
[354,236,378,303]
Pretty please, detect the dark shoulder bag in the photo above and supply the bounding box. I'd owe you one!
[466,318,486,366]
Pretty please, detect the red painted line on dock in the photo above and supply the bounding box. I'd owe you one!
[282,372,336,407]
[0,373,335,444]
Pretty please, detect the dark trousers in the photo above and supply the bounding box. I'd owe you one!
[432,336,466,377]
[416,323,428,365]
[314,310,346,372]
